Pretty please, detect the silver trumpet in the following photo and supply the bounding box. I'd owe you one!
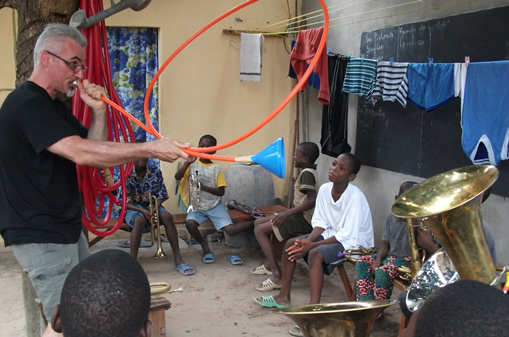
[187,170,200,213]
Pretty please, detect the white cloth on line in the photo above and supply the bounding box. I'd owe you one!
[240,33,263,81]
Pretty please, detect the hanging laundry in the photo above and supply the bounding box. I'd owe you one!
[342,57,377,100]
[461,60,509,165]
[371,61,409,107]
[290,27,329,104]
[240,33,264,81]
[288,40,321,90]
[406,63,455,111]
[453,62,468,115]
[321,54,351,157]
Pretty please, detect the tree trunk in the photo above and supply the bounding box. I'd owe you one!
[0,0,80,86]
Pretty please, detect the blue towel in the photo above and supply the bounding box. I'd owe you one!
[407,63,455,111]
[461,61,509,165]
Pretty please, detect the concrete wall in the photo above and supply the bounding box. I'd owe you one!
[301,0,509,265]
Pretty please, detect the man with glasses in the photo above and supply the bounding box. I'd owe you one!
[0,23,189,337]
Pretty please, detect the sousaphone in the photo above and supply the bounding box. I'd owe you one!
[391,164,500,312]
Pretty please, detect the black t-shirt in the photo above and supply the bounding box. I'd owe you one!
[0,81,88,246]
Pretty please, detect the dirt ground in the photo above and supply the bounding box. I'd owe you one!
[0,234,404,337]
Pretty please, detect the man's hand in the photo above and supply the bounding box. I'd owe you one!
[151,138,190,163]
[77,80,107,114]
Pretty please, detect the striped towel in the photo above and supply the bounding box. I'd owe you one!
[240,33,264,81]
[371,61,409,107]
[342,57,377,99]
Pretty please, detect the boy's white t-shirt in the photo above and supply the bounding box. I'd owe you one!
[311,182,374,250]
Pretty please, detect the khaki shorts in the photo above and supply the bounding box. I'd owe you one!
[272,212,313,242]
[11,232,89,321]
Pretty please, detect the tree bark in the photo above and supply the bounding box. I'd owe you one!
[0,0,79,86]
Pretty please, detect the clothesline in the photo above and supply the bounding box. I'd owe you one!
[245,0,478,35]
[304,51,509,167]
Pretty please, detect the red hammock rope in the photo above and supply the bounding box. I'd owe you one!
[73,0,134,237]
[75,0,330,237]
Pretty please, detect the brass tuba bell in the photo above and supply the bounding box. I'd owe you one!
[274,300,397,337]
[391,164,499,311]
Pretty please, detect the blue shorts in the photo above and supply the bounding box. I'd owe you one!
[125,204,169,232]
[186,202,232,231]
[299,234,345,276]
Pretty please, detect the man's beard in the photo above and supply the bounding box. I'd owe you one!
[66,80,77,97]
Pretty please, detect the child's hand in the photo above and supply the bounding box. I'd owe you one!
[416,229,438,253]
[270,211,289,227]
[286,238,311,261]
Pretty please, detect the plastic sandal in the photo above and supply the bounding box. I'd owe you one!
[228,255,243,265]
[253,295,290,309]
[256,278,282,291]
[250,264,273,275]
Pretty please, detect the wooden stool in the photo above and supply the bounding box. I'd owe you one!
[337,262,356,301]
[149,296,172,337]
[393,278,410,336]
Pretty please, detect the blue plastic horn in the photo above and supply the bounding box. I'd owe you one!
[235,137,285,179]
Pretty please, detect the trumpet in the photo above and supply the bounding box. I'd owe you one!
[337,246,378,264]
[149,192,166,258]
[187,170,200,213]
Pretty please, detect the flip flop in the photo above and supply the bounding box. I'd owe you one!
[288,325,303,337]
[253,295,290,309]
[256,278,282,291]
[250,264,273,275]
[228,255,243,265]
[202,253,215,264]
[175,263,195,276]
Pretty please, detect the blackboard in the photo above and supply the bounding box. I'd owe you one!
[356,6,509,196]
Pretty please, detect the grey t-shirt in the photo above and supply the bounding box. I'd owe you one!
[382,214,411,257]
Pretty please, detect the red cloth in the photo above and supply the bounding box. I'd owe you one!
[290,27,329,104]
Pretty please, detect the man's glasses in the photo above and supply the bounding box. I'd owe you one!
[44,50,87,72]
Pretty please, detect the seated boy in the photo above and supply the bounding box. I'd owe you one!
[125,145,193,276]
[251,142,319,292]
[175,134,252,265]
[355,181,419,301]
[253,152,374,337]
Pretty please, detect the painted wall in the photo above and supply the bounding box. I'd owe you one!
[103,0,299,211]
[301,0,509,265]
[0,8,16,104]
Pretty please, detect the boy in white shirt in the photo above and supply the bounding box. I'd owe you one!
[254,152,374,325]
